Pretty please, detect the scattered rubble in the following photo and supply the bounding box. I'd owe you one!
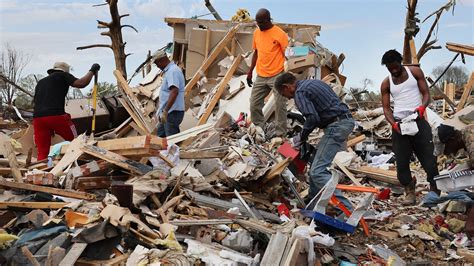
[0,16,473,265]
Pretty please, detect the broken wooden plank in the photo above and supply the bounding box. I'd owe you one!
[59,243,88,266]
[170,219,234,226]
[50,134,89,176]
[347,134,366,148]
[235,218,277,235]
[180,150,227,159]
[0,167,27,175]
[260,232,290,266]
[118,97,149,134]
[262,157,291,184]
[446,42,474,56]
[198,54,242,125]
[281,237,310,266]
[0,202,69,210]
[167,123,214,145]
[21,246,40,266]
[185,24,240,98]
[1,141,23,182]
[81,145,152,175]
[0,179,95,200]
[335,161,362,186]
[457,71,474,112]
[347,166,401,186]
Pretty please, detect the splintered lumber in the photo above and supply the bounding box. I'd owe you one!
[0,168,27,175]
[347,135,366,147]
[262,157,292,184]
[198,54,243,125]
[235,218,277,235]
[70,160,110,178]
[50,134,88,176]
[170,219,234,226]
[1,141,23,182]
[179,150,227,159]
[184,189,280,222]
[185,24,240,97]
[335,161,362,186]
[282,238,311,266]
[446,42,474,56]
[114,70,153,134]
[347,166,401,186]
[409,38,418,64]
[118,97,149,134]
[457,72,474,112]
[0,179,95,200]
[59,243,88,266]
[81,145,152,175]
[167,123,214,145]
[21,246,40,266]
[61,135,166,156]
[260,232,290,266]
[0,202,69,210]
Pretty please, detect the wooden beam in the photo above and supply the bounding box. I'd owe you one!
[60,243,88,266]
[198,54,242,125]
[0,168,27,175]
[347,166,401,186]
[2,141,23,182]
[262,157,291,184]
[0,179,95,200]
[334,161,362,186]
[21,246,40,266]
[50,134,88,176]
[457,72,474,112]
[204,28,211,59]
[81,145,152,175]
[446,42,474,56]
[260,232,290,265]
[0,202,69,209]
[184,24,240,98]
[347,134,366,148]
[179,150,227,159]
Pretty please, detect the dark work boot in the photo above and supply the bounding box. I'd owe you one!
[430,182,441,196]
[402,180,417,206]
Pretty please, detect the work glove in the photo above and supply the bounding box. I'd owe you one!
[246,72,253,87]
[391,122,401,134]
[290,133,303,149]
[160,110,168,124]
[414,105,426,119]
[89,63,100,73]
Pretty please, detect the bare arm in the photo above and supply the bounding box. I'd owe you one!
[410,66,431,107]
[381,78,396,125]
[248,50,258,74]
[72,71,95,88]
[165,86,179,112]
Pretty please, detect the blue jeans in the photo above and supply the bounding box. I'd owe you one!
[309,118,355,210]
[157,111,184,137]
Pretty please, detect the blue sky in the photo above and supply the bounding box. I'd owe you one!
[1,0,473,93]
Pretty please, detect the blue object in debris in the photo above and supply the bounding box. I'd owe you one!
[300,209,356,234]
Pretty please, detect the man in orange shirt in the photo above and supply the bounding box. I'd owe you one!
[247,8,289,137]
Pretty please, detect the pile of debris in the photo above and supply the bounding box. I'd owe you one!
[0,18,473,265]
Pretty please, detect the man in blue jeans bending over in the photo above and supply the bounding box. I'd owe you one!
[153,50,185,137]
[274,73,355,210]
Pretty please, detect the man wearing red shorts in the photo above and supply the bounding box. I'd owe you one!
[33,62,100,160]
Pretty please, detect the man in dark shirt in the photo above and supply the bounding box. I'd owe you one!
[33,62,100,160]
[275,72,355,210]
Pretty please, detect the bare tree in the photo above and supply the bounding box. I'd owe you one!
[0,43,30,107]
[432,65,468,87]
[77,0,138,79]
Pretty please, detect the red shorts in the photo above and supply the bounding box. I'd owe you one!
[33,113,77,160]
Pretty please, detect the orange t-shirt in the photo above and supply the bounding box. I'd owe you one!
[252,25,288,77]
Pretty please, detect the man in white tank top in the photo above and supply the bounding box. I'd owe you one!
[380,49,439,205]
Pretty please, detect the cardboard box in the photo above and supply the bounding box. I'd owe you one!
[285,46,316,58]
[287,54,317,73]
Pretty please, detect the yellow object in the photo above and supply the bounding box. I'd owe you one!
[0,233,18,249]
[153,230,182,252]
[231,9,252,22]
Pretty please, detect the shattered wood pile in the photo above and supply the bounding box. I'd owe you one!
[0,18,473,266]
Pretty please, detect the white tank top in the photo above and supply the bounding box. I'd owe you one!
[389,66,422,119]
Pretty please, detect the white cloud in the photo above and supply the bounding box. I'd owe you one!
[444,22,471,28]
[134,0,186,18]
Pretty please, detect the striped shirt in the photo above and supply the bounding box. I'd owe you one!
[294,79,350,141]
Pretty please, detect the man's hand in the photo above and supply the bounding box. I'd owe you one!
[89,63,100,73]
[161,110,168,124]
[246,72,253,87]
[290,133,303,149]
[391,122,401,134]
[415,105,426,119]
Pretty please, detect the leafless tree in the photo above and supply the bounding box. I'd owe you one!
[0,43,30,107]
[77,0,138,80]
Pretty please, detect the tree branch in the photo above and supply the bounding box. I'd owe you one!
[76,44,112,50]
[119,14,130,20]
[100,31,111,37]
[125,53,132,58]
[97,20,110,28]
[93,2,108,7]
[121,24,138,33]
[417,12,441,60]
[0,74,34,98]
